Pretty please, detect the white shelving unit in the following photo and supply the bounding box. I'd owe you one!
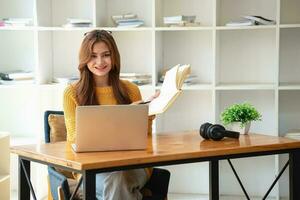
[0,133,10,200]
[1,0,299,199]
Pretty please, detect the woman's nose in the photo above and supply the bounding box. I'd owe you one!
[96,57,103,65]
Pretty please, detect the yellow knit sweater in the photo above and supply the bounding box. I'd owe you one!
[63,80,153,177]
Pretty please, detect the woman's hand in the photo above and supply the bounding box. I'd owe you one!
[131,91,160,120]
[146,90,160,102]
[131,91,160,105]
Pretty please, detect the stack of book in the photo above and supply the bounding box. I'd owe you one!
[63,18,92,28]
[225,19,255,27]
[285,129,300,140]
[1,18,32,27]
[120,73,151,85]
[163,15,199,27]
[226,15,276,27]
[0,70,34,84]
[112,14,144,28]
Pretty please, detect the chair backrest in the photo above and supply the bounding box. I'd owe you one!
[44,110,64,143]
[44,110,71,200]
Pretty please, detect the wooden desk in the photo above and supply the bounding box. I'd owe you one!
[11,131,300,200]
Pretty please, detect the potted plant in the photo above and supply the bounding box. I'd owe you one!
[220,102,262,134]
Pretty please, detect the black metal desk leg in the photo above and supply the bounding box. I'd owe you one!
[18,158,30,200]
[209,160,219,200]
[289,150,300,200]
[83,170,96,200]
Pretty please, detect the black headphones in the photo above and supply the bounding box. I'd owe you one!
[199,122,240,141]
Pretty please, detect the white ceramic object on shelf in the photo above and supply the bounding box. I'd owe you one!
[227,122,251,134]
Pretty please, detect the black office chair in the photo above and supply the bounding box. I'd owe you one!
[44,110,170,200]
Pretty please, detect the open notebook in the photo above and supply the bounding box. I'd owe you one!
[149,64,191,115]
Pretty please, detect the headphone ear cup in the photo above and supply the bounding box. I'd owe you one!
[199,122,212,139]
[207,124,226,141]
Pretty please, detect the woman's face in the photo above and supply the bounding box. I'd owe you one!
[87,41,112,79]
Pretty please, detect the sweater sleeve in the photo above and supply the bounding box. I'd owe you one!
[63,85,78,143]
[122,80,154,135]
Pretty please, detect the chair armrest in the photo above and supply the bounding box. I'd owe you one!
[48,167,71,200]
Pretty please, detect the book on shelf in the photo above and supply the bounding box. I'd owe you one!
[148,64,191,116]
[226,19,255,27]
[112,13,137,21]
[243,15,276,25]
[112,13,144,28]
[285,129,300,140]
[120,73,151,85]
[163,15,199,27]
[117,20,144,28]
[225,16,276,27]
[63,18,92,28]
[2,18,32,26]
[53,76,79,84]
[0,70,34,80]
[164,15,196,23]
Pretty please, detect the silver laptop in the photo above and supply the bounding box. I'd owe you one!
[72,104,148,153]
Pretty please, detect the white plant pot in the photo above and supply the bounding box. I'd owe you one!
[227,122,251,134]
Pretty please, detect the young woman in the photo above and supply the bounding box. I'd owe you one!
[63,29,157,200]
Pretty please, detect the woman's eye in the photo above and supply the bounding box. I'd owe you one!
[104,53,111,57]
[91,55,97,58]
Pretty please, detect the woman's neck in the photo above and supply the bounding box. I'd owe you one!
[93,74,110,87]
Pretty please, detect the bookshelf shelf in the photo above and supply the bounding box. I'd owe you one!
[280,24,300,29]
[0,0,299,199]
[279,84,300,90]
[103,27,153,32]
[35,26,154,32]
[215,83,276,90]
[216,25,276,30]
[155,27,213,31]
[38,27,95,31]
[0,26,36,31]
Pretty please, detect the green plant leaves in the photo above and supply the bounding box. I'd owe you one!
[220,102,262,127]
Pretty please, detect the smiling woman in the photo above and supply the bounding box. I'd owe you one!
[75,30,132,106]
[62,29,156,200]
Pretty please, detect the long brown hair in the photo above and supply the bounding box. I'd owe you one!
[75,30,132,105]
